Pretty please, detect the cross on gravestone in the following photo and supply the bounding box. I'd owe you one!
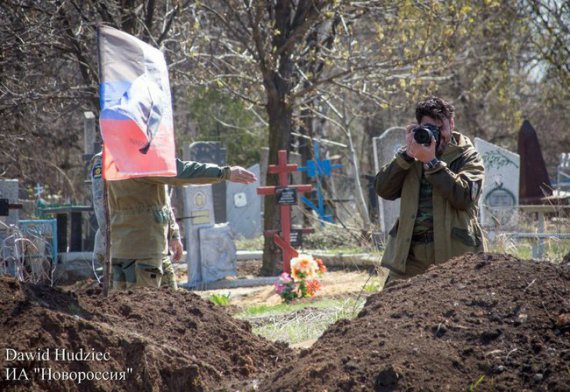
[298,140,343,225]
[257,150,313,273]
[185,141,228,223]
[373,127,406,237]
[474,138,520,228]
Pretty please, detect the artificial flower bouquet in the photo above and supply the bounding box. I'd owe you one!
[274,254,327,302]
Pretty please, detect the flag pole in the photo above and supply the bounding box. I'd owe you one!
[102,162,112,296]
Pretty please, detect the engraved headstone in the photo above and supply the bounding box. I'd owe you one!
[199,223,236,283]
[373,127,406,237]
[225,164,261,239]
[518,120,552,204]
[185,141,228,223]
[182,185,215,285]
[474,138,520,227]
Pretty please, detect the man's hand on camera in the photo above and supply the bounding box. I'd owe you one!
[404,124,436,163]
[228,166,257,184]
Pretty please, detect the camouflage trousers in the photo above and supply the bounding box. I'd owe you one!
[385,241,435,288]
[111,256,178,290]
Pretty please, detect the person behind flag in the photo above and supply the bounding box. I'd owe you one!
[107,158,256,289]
[90,152,183,289]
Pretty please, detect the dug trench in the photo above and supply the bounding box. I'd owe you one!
[1,252,568,391]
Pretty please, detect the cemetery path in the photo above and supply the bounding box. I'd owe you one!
[1,253,569,391]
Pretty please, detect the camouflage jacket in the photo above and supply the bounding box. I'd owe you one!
[102,158,229,262]
[375,131,486,274]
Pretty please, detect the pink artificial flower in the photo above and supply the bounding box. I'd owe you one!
[274,282,285,295]
[279,272,292,283]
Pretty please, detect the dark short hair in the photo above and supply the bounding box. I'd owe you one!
[415,95,455,123]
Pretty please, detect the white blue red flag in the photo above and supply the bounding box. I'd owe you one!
[97,25,176,180]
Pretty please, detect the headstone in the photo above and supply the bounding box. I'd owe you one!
[182,185,216,285]
[199,223,237,283]
[0,179,19,226]
[0,179,20,276]
[518,120,552,204]
[83,111,97,160]
[474,138,520,227]
[373,127,406,236]
[226,164,262,239]
[557,153,570,190]
[185,141,228,223]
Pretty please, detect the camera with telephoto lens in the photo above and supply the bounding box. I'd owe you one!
[412,124,440,146]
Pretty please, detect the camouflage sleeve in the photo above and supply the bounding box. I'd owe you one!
[375,150,415,200]
[143,159,230,186]
[168,208,180,240]
[425,148,485,210]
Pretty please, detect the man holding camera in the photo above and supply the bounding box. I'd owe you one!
[375,95,486,286]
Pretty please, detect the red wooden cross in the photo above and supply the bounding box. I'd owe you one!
[257,150,313,273]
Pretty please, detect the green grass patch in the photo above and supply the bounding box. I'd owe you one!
[208,292,232,306]
[235,297,366,345]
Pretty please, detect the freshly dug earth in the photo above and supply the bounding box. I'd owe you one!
[1,252,569,391]
[0,279,291,392]
[262,253,570,391]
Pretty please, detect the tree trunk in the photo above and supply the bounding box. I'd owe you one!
[260,79,293,275]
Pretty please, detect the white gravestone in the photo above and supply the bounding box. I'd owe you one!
[199,223,237,283]
[373,127,406,237]
[226,164,262,239]
[474,138,520,228]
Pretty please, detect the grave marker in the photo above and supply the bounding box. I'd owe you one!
[518,120,552,203]
[298,140,343,224]
[557,153,570,190]
[257,150,313,273]
[226,164,262,239]
[373,127,406,237]
[185,141,228,223]
[474,138,520,227]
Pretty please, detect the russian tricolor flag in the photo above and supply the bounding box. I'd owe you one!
[97,25,176,180]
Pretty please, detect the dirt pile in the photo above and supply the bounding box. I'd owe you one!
[0,279,291,392]
[2,252,569,391]
[263,253,570,391]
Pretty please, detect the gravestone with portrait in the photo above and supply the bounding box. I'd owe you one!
[474,138,520,228]
[185,141,228,223]
[181,185,236,286]
[226,164,262,239]
[373,127,406,238]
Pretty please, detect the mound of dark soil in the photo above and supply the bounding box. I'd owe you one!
[0,279,291,392]
[263,253,570,391]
